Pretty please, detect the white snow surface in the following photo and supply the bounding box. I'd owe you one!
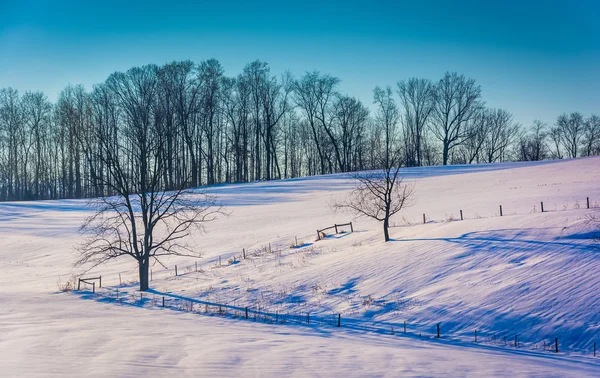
[1,157,600,377]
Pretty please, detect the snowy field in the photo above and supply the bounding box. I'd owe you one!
[1,157,600,377]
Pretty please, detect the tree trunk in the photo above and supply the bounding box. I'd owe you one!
[383,217,390,242]
[442,141,449,165]
[138,258,149,291]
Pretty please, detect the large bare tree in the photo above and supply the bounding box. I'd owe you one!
[77,65,222,291]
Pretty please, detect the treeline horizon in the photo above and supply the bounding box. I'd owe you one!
[0,59,599,202]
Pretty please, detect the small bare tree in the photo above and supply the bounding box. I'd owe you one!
[335,166,414,242]
[334,87,415,242]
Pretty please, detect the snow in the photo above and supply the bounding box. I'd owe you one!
[1,157,600,377]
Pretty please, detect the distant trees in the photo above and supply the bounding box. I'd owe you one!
[547,112,599,160]
[582,115,600,157]
[1,60,599,202]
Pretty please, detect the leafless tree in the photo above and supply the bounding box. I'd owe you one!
[396,78,435,167]
[556,112,585,158]
[334,88,414,242]
[333,94,369,172]
[519,120,548,161]
[549,125,564,159]
[430,72,483,165]
[455,108,488,164]
[582,115,600,157]
[77,65,223,291]
[334,162,414,242]
[482,108,520,163]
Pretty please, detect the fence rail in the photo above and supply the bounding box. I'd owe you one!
[317,222,354,240]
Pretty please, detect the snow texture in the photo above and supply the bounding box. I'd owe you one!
[1,157,600,377]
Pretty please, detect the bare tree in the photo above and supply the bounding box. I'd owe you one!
[77,66,223,291]
[482,108,520,163]
[556,112,585,158]
[456,108,488,164]
[549,125,564,159]
[333,94,369,172]
[519,120,548,161]
[430,72,483,165]
[334,165,414,242]
[334,88,414,242]
[582,115,600,157]
[396,78,435,167]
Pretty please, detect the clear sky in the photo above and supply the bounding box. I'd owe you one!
[1,0,599,127]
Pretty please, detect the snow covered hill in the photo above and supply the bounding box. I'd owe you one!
[1,157,600,377]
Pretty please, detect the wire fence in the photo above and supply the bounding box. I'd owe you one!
[75,284,600,360]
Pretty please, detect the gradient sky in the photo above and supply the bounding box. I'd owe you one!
[1,0,599,127]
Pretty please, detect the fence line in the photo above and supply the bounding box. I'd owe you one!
[80,286,598,359]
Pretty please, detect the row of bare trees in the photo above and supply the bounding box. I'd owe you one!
[1,61,599,202]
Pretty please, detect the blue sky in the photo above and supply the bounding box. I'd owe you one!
[1,0,599,127]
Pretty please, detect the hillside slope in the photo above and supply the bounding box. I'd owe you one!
[1,157,599,377]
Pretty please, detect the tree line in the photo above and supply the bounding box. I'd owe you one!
[1,59,599,202]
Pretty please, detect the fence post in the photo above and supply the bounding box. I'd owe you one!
[404,321,406,333]
[307,313,310,324]
[140,293,143,303]
[588,197,590,209]
[243,248,246,259]
[77,278,81,291]
[116,288,119,299]
[437,323,440,338]
[162,296,165,307]
[99,276,102,288]
[541,202,544,213]
[500,205,503,216]
[423,214,426,224]
[337,313,341,327]
[317,230,320,240]
[350,222,354,232]
[335,224,338,234]
[245,307,248,319]
[175,265,178,276]
[460,210,463,221]
[555,338,559,353]
[92,282,95,293]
